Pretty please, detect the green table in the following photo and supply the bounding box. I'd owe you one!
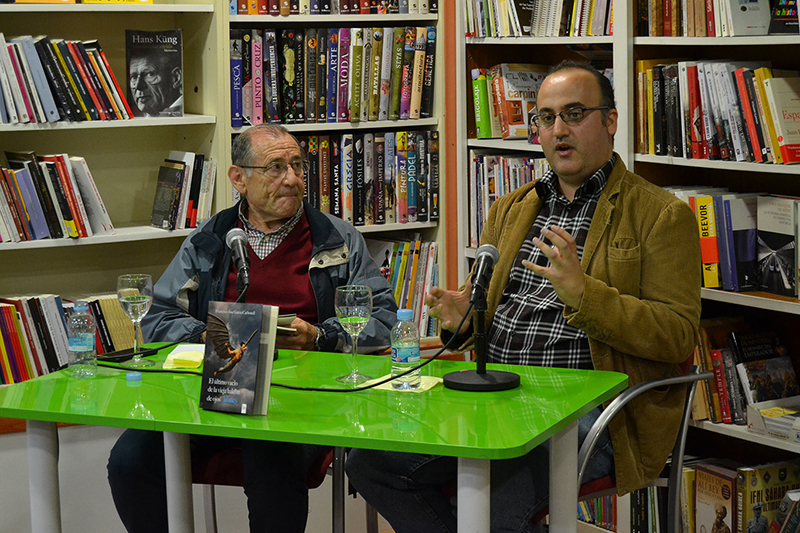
[0,347,627,533]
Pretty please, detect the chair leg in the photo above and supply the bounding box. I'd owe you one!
[365,502,379,533]
[203,484,218,533]
[333,447,346,533]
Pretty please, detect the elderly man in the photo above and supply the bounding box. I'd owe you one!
[107,124,397,532]
[128,48,183,117]
[346,60,702,532]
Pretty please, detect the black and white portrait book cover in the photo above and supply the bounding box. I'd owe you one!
[125,29,183,118]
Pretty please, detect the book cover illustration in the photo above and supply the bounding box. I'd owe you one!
[696,463,739,533]
[199,301,262,415]
[737,356,800,405]
[125,29,182,117]
[756,196,796,297]
[736,461,800,533]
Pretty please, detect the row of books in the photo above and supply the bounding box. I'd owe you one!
[294,130,439,226]
[231,26,436,127]
[0,293,134,385]
[674,187,800,296]
[472,63,548,141]
[0,33,133,125]
[230,0,439,14]
[636,60,800,165]
[691,317,799,428]
[366,237,438,336]
[529,0,613,37]
[578,494,617,532]
[464,0,526,37]
[1,151,114,244]
[150,150,217,231]
[467,151,550,248]
[639,0,797,37]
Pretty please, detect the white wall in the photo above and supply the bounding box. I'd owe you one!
[0,425,388,532]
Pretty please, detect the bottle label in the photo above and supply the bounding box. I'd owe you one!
[392,345,420,364]
[69,333,95,353]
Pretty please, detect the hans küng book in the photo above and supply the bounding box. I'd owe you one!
[125,29,183,118]
[199,301,278,415]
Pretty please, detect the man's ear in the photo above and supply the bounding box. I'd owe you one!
[171,67,182,89]
[228,166,247,196]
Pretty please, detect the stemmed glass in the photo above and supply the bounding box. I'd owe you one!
[117,274,154,368]
[335,285,373,384]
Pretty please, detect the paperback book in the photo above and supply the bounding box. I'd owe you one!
[125,29,183,117]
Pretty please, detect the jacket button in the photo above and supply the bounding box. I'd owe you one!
[318,259,324,265]
[341,253,346,259]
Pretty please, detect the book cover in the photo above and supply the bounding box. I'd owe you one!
[699,316,748,423]
[39,160,76,238]
[199,301,277,416]
[0,33,31,123]
[125,29,182,117]
[766,489,800,533]
[695,194,722,288]
[378,26,393,121]
[8,167,50,240]
[721,346,748,424]
[736,461,800,533]
[737,355,800,405]
[696,463,739,533]
[755,67,783,164]
[150,161,184,230]
[489,63,549,139]
[729,329,788,365]
[768,0,798,34]
[763,77,800,164]
[38,154,87,237]
[10,36,59,123]
[757,195,797,296]
[725,194,759,291]
[5,151,62,239]
[337,28,350,123]
[69,156,114,235]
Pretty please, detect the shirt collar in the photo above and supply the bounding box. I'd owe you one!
[535,154,616,201]
[238,198,304,240]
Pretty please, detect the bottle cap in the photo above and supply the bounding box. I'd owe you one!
[126,372,142,382]
[397,308,413,321]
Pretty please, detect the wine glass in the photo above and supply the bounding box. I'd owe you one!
[335,285,373,384]
[117,274,154,368]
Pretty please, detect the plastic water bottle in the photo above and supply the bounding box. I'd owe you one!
[391,308,421,390]
[67,300,97,379]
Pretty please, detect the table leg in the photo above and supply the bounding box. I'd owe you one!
[27,420,61,533]
[163,432,194,533]
[549,421,578,533]
[457,456,490,533]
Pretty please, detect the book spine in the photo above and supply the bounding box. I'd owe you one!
[230,31,243,128]
[367,28,382,121]
[400,27,415,120]
[65,41,103,120]
[419,26,436,119]
[16,37,59,123]
[74,41,115,120]
[416,130,427,222]
[364,133,374,224]
[375,134,386,224]
[319,135,331,213]
[330,135,342,218]
[37,37,82,121]
[359,28,372,123]
[710,348,733,423]
[384,132,396,223]
[428,130,439,221]
[389,27,404,121]
[326,28,338,123]
[341,133,354,224]
[292,29,304,122]
[353,133,365,226]
[396,131,408,222]
[409,27,426,119]
[349,28,363,124]
[378,26,393,121]
[337,28,350,122]
[251,31,264,126]
[305,28,317,123]
[264,30,281,124]
[695,195,721,288]
[0,33,31,123]
[5,42,36,123]
[315,27,327,123]
[308,136,319,209]
[472,68,492,138]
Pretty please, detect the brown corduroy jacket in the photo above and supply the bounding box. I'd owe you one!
[468,155,702,495]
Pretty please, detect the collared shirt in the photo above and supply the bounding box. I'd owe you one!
[487,155,616,369]
[238,199,304,260]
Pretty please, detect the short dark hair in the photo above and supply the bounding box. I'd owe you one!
[547,60,616,111]
[231,124,301,167]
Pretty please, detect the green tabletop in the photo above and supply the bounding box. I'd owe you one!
[0,347,627,460]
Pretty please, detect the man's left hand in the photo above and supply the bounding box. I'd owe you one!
[521,224,585,310]
[274,317,318,351]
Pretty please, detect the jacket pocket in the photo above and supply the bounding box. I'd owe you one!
[607,242,641,297]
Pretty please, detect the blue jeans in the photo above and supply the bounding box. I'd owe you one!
[346,406,614,533]
[107,429,325,533]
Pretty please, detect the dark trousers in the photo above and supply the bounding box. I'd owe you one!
[107,429,325,532]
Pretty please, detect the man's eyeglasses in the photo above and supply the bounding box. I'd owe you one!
[239,160,309,178]
[530,106,610,128]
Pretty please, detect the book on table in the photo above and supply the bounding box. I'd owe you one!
[199,301,278,416]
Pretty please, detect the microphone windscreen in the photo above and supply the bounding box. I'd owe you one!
[225,228,248,249]
[475,243,500,264]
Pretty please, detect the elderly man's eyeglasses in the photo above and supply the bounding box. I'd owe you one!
[531,106,610,128]
[239,160,309,178]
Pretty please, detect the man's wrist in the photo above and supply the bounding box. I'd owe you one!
[314,325,326,351]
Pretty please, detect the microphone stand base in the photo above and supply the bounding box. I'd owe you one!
[443,370,520,392]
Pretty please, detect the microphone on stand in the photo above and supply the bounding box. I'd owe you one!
[444,243,520,392]
[225,228,251,299]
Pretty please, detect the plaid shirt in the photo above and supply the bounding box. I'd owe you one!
[238,199,304,260]
[487,155,616,369]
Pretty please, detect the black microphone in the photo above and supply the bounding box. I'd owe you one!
[225,228,250,294]
[470,244,500,303]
